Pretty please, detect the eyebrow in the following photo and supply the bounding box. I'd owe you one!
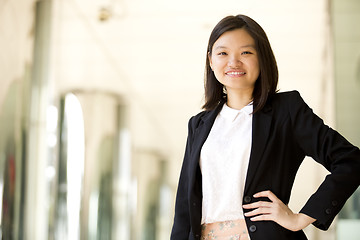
[214,44,256,50]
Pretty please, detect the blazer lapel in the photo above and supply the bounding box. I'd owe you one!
[188,102,273,194]
[244,104,273,192]
[189,104,223,184]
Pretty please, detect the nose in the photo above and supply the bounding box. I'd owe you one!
[228,54,242,67]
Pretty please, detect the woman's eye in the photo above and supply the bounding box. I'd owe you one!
[218,52,227,56]
[242,51,252,55]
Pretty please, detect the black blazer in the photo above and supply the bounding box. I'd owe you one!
[171,91,360,240]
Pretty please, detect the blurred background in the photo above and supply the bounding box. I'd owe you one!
[0,0,359,239]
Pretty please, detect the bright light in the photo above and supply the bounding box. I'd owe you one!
[46,105,58,148]
[64,93,85,240]
[45,166,56,180]
[46,105,58,132]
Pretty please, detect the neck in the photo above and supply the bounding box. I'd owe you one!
[226,89,253,110]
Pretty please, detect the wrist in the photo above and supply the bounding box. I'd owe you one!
[295,213,316,231]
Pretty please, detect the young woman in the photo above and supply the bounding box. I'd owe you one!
[170,14,360,240]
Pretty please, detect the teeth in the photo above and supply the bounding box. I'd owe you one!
[227,72,245,75]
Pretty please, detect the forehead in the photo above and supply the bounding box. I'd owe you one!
[213,28,255,49]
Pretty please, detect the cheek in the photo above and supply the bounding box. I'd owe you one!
[249,60,260,73]
[211,63,223,75]
[253,63,260,73]
[211,57,226,67]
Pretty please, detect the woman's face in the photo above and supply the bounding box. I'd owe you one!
[209,28,260,95]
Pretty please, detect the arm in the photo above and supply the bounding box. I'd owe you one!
[288,91,360,230]
[170,117,194,239]
[244,91,360,231]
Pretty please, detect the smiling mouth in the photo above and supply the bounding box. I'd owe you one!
[226,71,246,76]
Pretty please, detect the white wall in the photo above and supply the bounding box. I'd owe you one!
[0,0,35,109]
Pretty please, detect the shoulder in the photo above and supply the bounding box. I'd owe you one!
[271,90,303,103]
[267,90,305,110]
[186,110,207,132]
[192,110,208,120]
[259,90,310,121]
[190,110,208,123]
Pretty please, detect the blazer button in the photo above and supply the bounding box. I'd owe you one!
[325,208,332,215]
[249,225,257,233]
[332,200,338,206]
[244,196,251,203]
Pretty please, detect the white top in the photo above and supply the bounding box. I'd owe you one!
[200,103,253,224]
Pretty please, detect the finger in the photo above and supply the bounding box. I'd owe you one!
[243,201,273,209]
[244,207,274,217]
[254,190,279,202]
[244,209,258,217]
[249,213,274,222]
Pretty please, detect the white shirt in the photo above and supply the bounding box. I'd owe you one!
[200,103,253,224]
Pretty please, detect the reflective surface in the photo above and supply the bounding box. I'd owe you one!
[50,91,131,240]
[0,83,22,239]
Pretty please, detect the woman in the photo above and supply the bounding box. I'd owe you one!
[170,14,360,240]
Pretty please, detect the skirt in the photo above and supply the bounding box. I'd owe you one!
[201,219,251,240]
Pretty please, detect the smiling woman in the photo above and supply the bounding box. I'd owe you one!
[170,14,360,240]
[202,15,278,114]
[208,28,260,110]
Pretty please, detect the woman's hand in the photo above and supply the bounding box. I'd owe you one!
[243,190,316,231]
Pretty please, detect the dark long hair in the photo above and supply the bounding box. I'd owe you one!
[202,15,278,113]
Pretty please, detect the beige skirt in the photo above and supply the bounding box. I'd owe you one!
[201,219,251,240]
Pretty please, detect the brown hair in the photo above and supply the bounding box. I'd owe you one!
[202,14,278,113]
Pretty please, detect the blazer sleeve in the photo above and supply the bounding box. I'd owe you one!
[171,116,195,239]
[288,91,360,230]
